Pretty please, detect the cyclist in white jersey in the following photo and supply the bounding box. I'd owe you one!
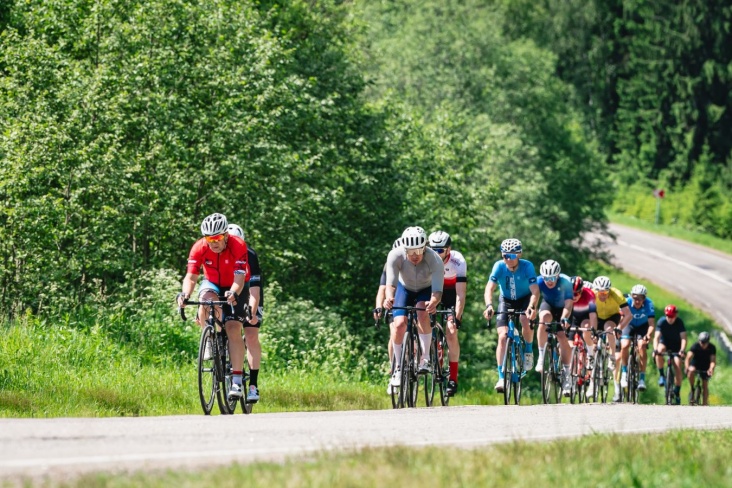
[383,227,444,390]
[428,230,467,396]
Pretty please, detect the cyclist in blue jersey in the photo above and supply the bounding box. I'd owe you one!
[483,238,540,393]
[534,260,574,396]
[620,284,656,391]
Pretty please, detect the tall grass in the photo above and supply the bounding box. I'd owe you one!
[55,429,732,487]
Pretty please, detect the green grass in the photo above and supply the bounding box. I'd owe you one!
[32,428,732,487]
[608,211,732,255]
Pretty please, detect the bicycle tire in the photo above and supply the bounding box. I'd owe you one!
[596,345,609,403]
[541,344,554,404]
[390,353,400,409]
[569,347,579,404]
[424,339,437,407]
[502,336,514,406]
[665,362,674,405]
[398,331,411,409]
[692,378,702,406]
[514,338,524,405]
[197,325,217,415]
[628,351,638,404]
[409,331,421,407]
[578,347,588,404]
[590,347,602,403]
[437,331,450,406]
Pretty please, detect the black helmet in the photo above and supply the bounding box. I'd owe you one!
[699,331,710,344]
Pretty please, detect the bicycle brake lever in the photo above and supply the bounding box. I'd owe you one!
[179,307,187,322]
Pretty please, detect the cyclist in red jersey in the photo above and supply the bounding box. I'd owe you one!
[177,213,250,399]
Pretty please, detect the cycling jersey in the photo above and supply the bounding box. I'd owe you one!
[655,316,686,351]
[488,259,537,300]
[626,296,655,327]
[537,274,573,309]
[385,247,444,293]
[571,287,597,316]
[442,250,467,289]
[690,342,716,371]
[594,287,628,320]
[186,235,250,287]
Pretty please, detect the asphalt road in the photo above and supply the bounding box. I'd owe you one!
[593,223,732,334]
[2,404,732,482]
[3,223,732,484]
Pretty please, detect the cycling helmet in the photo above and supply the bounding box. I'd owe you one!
[630,284,648,296]
[699,331,710,344]
[429,230,452,248]
[392,238,403,249]
[593,276,612,291]
[539,259,561,278]
[571,276,584,294]
[200,213,228,236]
[500,238,522,254]
[664,304,678,318]
[401,226,427,249]
[226,224,245,239]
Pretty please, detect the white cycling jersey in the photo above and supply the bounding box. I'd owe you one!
[442,250,467,289]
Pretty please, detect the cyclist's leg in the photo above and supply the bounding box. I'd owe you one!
[687,366,697,402]
[243,315,261,399]
[536,308,552,371]
[390,283,411,369]
[702,374,710,405]
[636,324,649,373]
[445,314,460,389]
[580,318,594,365]
[198,281,221,326]
[655,343,667,378]
[494,298,510,389]
[414,287,433,369]
[518,296,534,369]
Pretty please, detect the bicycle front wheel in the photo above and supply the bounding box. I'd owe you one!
[424,339,437,407]
[502,337,514,405]
[437,334,450,406]
[513,339,524,405]
[197,326,217,415]
[664,364,674,405]
[569,347,580,404]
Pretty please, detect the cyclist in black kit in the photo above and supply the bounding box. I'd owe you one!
[685,331,716,405]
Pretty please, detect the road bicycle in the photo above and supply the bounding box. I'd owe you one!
[430,308,455,406]
[389,306,429,408]
[539,320,563,404]
[180,299,252,415]
[489,308,530,405]
[688,369,710,406]
[656,351,682,405]
[588,329,612,403]
[567,325,592,404]
[623,333,645,404]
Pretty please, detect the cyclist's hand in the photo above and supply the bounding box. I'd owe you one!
[177,292,189,308]
[248,315,259,326]
[678,350,685,358]
[373,307,383,320]
[224,290,237,305]
[425,300,438,315]
[526,306,537,320]
[483,304,494,321]
[560,317,570,328]
[708,368,714,377]
[383,297,394,310]
[453,316,462,330]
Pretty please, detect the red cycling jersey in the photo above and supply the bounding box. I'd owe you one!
[186,235,250,287]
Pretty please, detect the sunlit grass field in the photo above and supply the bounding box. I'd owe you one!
[37,428,732,487]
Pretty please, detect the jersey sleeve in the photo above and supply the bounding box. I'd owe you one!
[248,249,263,288]
[647,299,655,317]
[524,261,538,284]
[186,240,206,275]
[385,249,401,288]
[488,261,502,283]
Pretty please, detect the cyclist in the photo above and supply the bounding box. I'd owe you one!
[428,230,466,397]
[534,260,574,397]
[383,227,444,391]
[592,275,632,402]
[177,213,250,399]
[226,223,263,403]
[483,238,540,393]
[653,304,686,404]
[569,276,601,396]
[685,331,717,405]
[621,284,655,391]
[374,238,402,394]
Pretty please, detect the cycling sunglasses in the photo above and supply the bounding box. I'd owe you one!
[406,247,425,257]
[204,233,226,243]
[502,253,518,260]
[432,248,446,254]
[544,275,559,283]
[631,294,646,300]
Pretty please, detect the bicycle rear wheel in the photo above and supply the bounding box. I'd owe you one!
[691,379,702,405]
[569,347,580,404]
[197,326,217,415]
[424,339,437,407]
[595,346,609,403]
[436,332,450,406]
[513,338,524,405]
[397,334,411,409]
[541,344,555,404]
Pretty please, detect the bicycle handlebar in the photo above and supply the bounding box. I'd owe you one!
[178,299,251,322]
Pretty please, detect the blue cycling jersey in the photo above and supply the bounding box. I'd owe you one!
[537,274,573,308]
[488,259,537,300]
[626,296,656,326]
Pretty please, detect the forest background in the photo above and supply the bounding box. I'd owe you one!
[1,0,730,405]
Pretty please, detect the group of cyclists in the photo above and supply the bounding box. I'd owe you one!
[174,215,717,408]
[376,228,718,405]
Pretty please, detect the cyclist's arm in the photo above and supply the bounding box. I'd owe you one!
[685,351,694,370]
[454,281,467,321]
[426,291,442,315]
[527,283,540,319]
[709,354,716,376]
[178,272,199,306]
[375,284,386,309]
[679,331,687,354]
[653,328,661,352]
[483,280,497,319]
[561,297,573,321]
[589,312,598,330]
[645,317,656,341]
[618,304,632,328]
[226,274,247,303]
[248,285,261,319]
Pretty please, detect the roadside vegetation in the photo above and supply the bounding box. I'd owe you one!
[32,429,732,487]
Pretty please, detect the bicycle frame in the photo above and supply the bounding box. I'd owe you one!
[539,321,563,404]
[623,333,645,404]
[658,351,681,405]
[389,306,428,409]
[501,309,529,406]
[568,326,592,404]
[590,329,612,403]
[431,308,455,406]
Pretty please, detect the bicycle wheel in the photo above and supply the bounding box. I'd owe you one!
[541,344,555,404]
[569,347,580,404]
[590,348,602,403]
[424,339,437,407]
[408,332,420,407]
[197,326,217,415]
[578,349,588,404]
[513,338,524,405]
[596,346,609,403]
[628,353,638,404]
[664,363,674,405]
[437,332,450,406]
[502,337,514,405]
[390,353,400,409]
[398,333,411,409]
[692,379,702,405]
[215,333,236,415]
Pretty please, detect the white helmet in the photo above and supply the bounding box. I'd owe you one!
[593,276,612,291]
[200,213,228,236]
[226,224,245,239]
[392,238,403,249]
[428,230,452,248]
[500,238,522,253]
[630,284,647,296]
[540,259,561,278]
[401,226,427,250]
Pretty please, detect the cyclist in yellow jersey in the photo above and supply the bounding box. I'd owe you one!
[592,276,632,402]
